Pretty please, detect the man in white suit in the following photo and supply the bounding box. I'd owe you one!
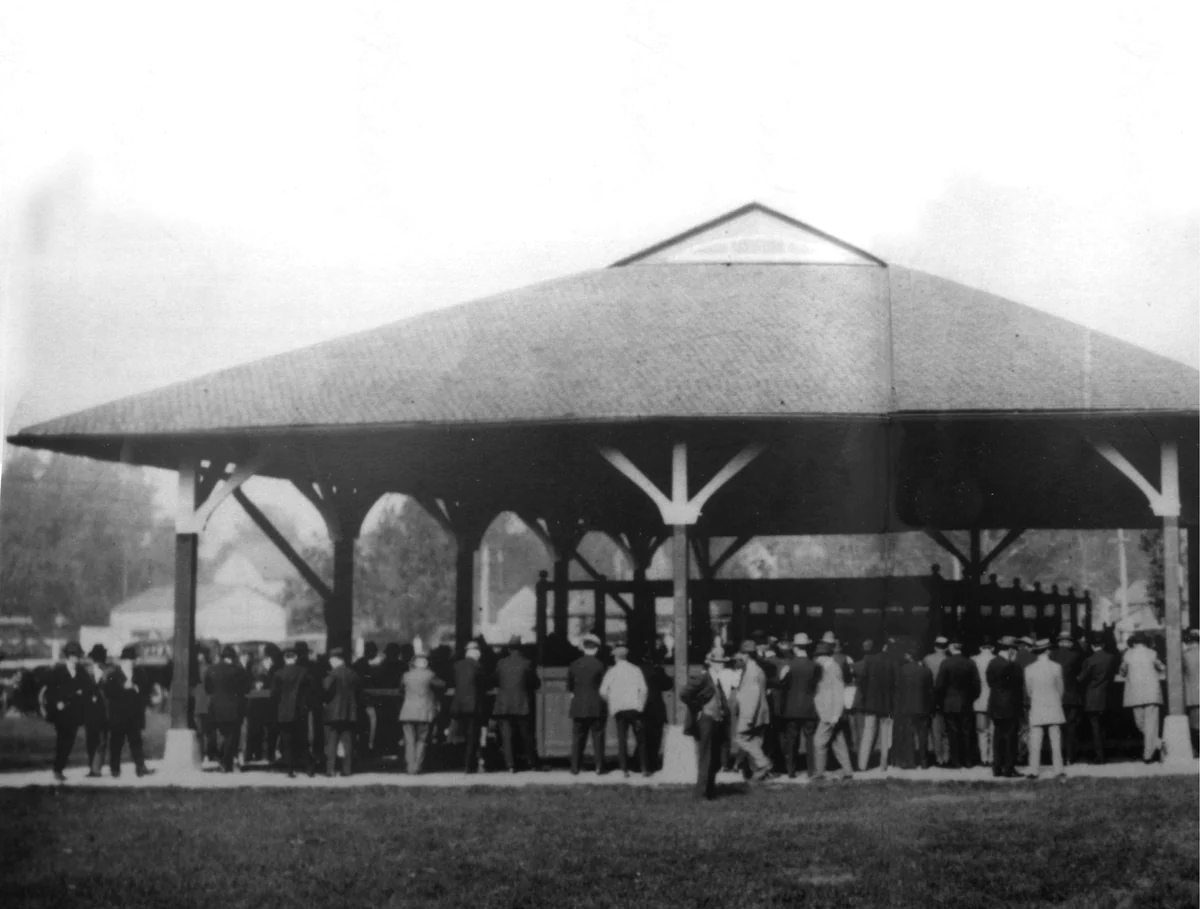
[811,640,854,782]
[1024,638,1066,780]
[732,641,774,782]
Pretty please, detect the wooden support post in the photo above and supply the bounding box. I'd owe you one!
[455,539,476,654]
[594,579,606,641]
[553,557,570,639]
[169,531,198,731]
[1163,515,1184,714]
[672,523,688,724]
[535,571,549,649]
[328,538,355,655]
[1188,525,1198,631]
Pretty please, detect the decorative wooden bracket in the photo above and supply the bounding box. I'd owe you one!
[176,448,275,534]
[234,487,334,602]
[599,442,765,526]
[924,527,1025,573]
[1093,441,1181,518]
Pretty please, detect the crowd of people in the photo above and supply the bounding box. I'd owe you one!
[680,626,1199,799]
[40,624,1200,790]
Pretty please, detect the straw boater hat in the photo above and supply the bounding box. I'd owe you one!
[1032,638,1051,653]
[792,632,811,647]
[933,636,949,649]
[998,635,1018,649]
[821,631,837,645]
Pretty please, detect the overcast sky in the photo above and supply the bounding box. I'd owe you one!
[2,1,1197,440]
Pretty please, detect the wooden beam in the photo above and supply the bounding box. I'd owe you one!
[690,536,712,579]
[688,443,766,514]
[234,488,334,602]
[979,528,1025,573]
[924,528,969,568]
[1092,441,1181,517]
[710,534,752,577]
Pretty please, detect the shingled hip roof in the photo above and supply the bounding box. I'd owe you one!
[9,205,1198,447]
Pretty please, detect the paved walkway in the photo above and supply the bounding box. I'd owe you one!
[2,759,1196,790]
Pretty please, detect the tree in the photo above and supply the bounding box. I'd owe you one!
[0,447,174,628]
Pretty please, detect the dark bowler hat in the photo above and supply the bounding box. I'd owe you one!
[1089,632,1106,646]
[814,641,833,657]
[88,644,108,662]
[328,646,346,660]
[282,646,297,658]
[63,641,84,658]
[979,637,995,649]
[293,641,310,655]
[221,645,239,661]
[739,640,758,655]
[120,644,138,660]
[508,635,523,648]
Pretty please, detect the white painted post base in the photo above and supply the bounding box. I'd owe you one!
[657,725,697,782]
[161,727,201,773]
[1161,715,1196,766]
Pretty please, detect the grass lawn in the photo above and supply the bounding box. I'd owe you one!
[1,777,1196,908]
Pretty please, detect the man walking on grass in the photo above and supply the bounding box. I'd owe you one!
[681,647,730,800]
[733,640,774,782]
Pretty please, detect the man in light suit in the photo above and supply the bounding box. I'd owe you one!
[732,641,773,782]
[567,634,607,775]
[399,652,446,775]
[923,636,950,766]
[971,639,995,766]
[1024,638,1065,780]
[680,648,730,800]
[811,640,854,781]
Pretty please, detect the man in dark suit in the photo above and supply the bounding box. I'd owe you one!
[45,641,100,782]
[987,635,1025,778]
[84,644,111,778]
[856,637,898,772]
[322,647,361,777]
[934,639,981,769]
[778,633,819,778]
[450,641,488,773]
[568,634,607,775]
[493,636,541,772]
[1077,633,1117,764]
[894,647,934,769]
[205,645,252,772]
[105,645,153,777]
[272,647,314,777]
[681,647,730,800]
[1050,632,1084,764]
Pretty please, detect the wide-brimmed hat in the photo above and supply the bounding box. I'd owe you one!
[821,631,837,644]
[1032,638,1051,653]
[1056,632,1074,645]
[792,632,811,647]
[933,636,949,648]
[63,641,84,658]
[997,635,1019,649]
[87,644,108,662]
[1018,636,1034,647]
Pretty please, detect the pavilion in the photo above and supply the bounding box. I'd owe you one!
[9,203,1198,768]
